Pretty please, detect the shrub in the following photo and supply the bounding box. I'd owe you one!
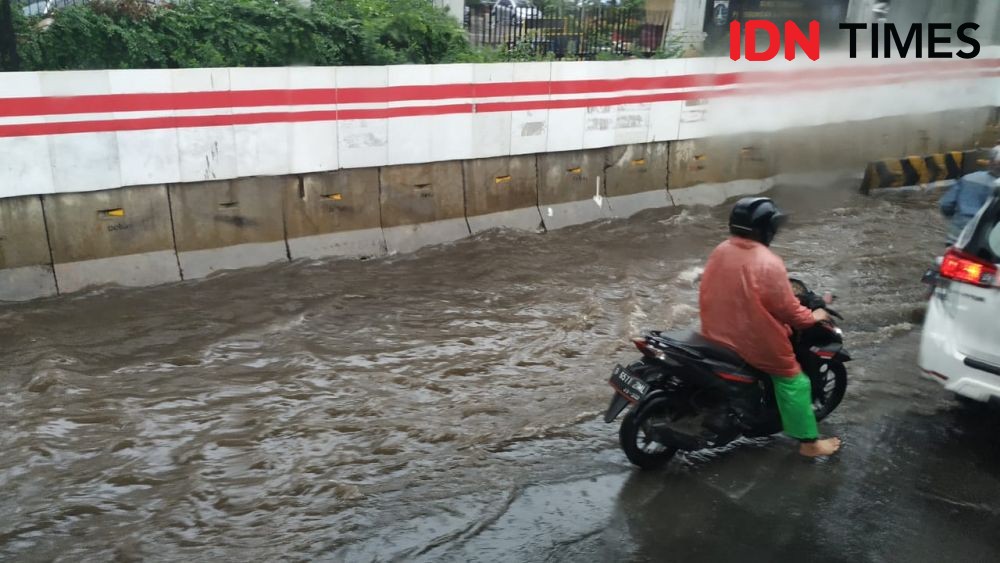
[12,0,473,70]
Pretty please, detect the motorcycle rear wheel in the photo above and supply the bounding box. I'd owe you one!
[619,397,678,470]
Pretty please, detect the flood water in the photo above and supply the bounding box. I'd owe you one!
[2,179,999,562]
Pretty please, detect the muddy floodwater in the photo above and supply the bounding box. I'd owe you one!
[3,180,999,562]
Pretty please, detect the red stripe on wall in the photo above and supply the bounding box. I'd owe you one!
[0,105,479,137]
[0,64,995,138]
[0,59,995,119]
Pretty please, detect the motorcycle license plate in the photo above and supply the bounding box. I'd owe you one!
[608,364,648,404]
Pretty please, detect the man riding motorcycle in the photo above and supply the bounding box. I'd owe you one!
[698,197,842,457]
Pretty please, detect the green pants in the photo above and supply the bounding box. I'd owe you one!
[770,373,819,441]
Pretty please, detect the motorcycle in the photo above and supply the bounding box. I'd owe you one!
[921,255,944,299]
[604,279,850,469]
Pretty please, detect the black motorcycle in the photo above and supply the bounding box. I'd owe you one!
[604,279,850,469]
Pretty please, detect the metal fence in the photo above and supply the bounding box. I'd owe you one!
[465,5,673,60]
[17,0,90,17]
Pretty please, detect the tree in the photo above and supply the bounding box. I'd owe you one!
[0,0,20,71]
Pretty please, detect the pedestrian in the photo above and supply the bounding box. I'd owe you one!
[939,145,1000,245]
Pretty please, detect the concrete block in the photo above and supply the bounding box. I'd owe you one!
[0,137,55,198]
[472,63,515,159]
[0,195,56,301]
[537,149,610,229]
[337,66,389,169]
[284,169,386,260]
[509,63,552,156]
[648,100,683,144]
[110,69,182,187]
[669,135,774,189]
[548,63,588,153]
[604,143,671,218]
[605,144,669,196]
[772,124,862,175]
[387,66,475,166]
[43,185,180,293]
[463,155,542,233]
[772,108,994,178]
[607,191,673,218]
[668,178,774,208]
[383,219,472,255]
[537,200,611,231]
[466,208,544,234]
[169,177,290,279]
[289,229,386,260]
[941,107,998,152]
[0,266,58,302]
[289,67,339,173]
[583,105,617,150]
[231,68,291,178]
[42,71,124,193]
[173,68,238,183]
[855,117,911,164]
[548,108,587,153]
[388,116,433,166]
[613,103,652,147]
[379,162,470,253]
[57,252,180,294]
[430,113,476,164]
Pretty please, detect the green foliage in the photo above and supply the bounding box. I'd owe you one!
[652,34,686,59]
[594,50,627,61]
[13,0,473,71]
[8,0,689,70]
[453,40,557,64]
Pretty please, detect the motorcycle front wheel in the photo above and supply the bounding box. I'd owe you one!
[619,397,678,470]
[812,361,847,421]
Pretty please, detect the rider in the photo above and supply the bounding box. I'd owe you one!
[698,197,842,457]
[940,145,1000,246]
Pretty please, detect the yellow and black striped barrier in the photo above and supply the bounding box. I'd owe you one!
[861,151,965,193]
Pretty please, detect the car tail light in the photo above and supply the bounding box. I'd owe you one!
[939,249,998,287]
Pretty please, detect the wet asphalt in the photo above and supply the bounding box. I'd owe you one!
[2,179,999,562]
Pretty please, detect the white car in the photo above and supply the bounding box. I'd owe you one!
[919,182,1000,406]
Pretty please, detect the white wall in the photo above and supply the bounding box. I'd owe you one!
[0,49,997,199]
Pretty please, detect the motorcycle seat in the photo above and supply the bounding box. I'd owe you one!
[656,330,752,370]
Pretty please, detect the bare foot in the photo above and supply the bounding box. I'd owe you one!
[799,437,842,457]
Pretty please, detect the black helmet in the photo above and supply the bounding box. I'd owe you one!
[729,197,786,246]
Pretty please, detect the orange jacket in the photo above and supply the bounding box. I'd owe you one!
[698,237,816,376]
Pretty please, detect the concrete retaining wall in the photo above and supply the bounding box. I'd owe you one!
[604,144,671,218]
[1,48,998,300]
[0,106,995,300]
[169,177,290,279]
[537,150,610,230]
[463,156,543,234]
[378,162,470,254]
[0,196,56,301]
[284,169,386,260]
[2,52,997,200]
[43,185,180,293]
